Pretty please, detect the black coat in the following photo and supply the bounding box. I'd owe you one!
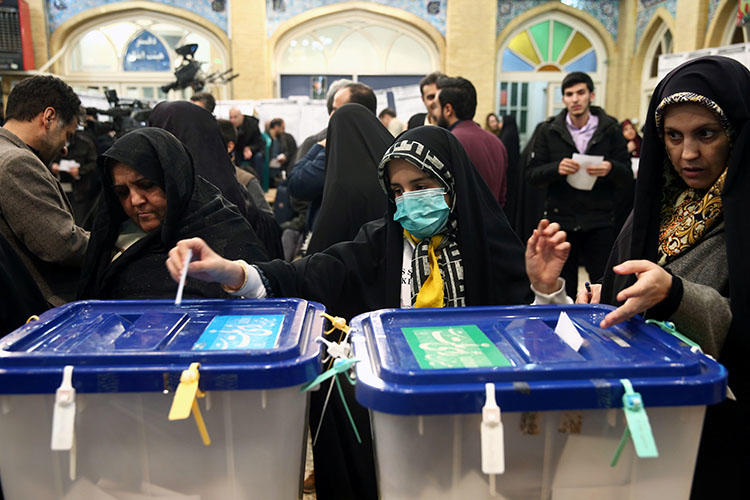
[236,114,265,155]
[526,106,631,231]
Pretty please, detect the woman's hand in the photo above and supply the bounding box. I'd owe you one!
[166,238,245,289]
[525,219,571,294]
[599,260,672,328]
[576,283,601,304]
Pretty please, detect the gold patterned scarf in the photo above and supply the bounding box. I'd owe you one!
[657,168,726,265]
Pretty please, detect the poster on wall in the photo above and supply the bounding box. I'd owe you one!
[310,76,326,99]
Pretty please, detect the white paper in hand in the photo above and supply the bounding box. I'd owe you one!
[554,311,584,351]
[567,153,604,190]
[57,159,80,173]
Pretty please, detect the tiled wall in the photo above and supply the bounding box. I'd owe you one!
[265,0,447,36]
[47,0,229,33]
[497,0,619,41]
[635,0,677,45]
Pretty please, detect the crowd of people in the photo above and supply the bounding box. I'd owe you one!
[0,55,746,499]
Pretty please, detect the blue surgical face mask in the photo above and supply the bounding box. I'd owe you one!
[393,188,450,239]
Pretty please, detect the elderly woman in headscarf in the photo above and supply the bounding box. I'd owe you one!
[164,125,571,498]
[536,56,750,498]
[78,128,268,299]
[148,100,284,259]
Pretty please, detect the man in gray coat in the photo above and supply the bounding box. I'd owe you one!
[0,75,89,306]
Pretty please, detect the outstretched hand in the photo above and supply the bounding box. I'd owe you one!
[599,260,672,328]
[166,237,244,289]
[525,219,571,294]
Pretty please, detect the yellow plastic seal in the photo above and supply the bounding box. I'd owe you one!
[168,362,211,446]
[320,312,350,335]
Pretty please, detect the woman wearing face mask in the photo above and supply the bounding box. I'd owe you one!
[165,126,570,499]
[166,126,570,317]
[78,128,268,299]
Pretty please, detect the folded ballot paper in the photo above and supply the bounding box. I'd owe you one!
[554,311,584,351]
[567,153,604,190]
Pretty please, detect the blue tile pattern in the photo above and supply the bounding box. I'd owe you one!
[47,0,228,34]
[635,0,677,47]
[497,0,619,41]
[266,0,447,37]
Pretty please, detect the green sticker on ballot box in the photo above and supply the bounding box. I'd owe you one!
[402,324,511,370]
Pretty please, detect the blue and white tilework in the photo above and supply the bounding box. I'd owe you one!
[635,0,677,47]
[497,0,619,41]
[47,0,228,34]
[266,0,447,37]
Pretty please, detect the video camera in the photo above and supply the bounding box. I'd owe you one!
[160,43,239,94]
[89,89,152,136]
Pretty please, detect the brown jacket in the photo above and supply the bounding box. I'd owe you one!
[0,127,89,305]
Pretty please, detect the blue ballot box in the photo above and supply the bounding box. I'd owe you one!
[0,299,324,500]
[350,304,727,500]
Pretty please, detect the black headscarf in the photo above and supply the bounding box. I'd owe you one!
[148,101,248,217]
[78,128,268,299]
[378,126,532,307]
[498,114,521,226]
[149,100,284,259]
[621,119,642,158]
[306,103,393,254]
[600,56,750,497]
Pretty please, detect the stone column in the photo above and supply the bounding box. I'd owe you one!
[674,0,709,52]
[609,0,638,120]
[445,0,498,118]
[230,0,272,99]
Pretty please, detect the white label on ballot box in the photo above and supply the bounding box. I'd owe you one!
[481,383,505,474]
[51,365,76,451]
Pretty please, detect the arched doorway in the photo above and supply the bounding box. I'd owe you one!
[721,6,749,45]
[706,0,749,46]
[497,12,608,144]
[273,9,440,98]
[59,10,230,102]
[640,22,674,123]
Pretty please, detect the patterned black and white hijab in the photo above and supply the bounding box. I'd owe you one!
[378,132,464,307]
[377,126,532,309]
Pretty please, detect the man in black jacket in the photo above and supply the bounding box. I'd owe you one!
[526,72,630,296]
[229,107,265,177]
[267,118,297,185]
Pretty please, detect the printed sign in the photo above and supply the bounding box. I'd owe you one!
[123,30,171,72]
[193,315,285,350]
[402,325,511,370]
